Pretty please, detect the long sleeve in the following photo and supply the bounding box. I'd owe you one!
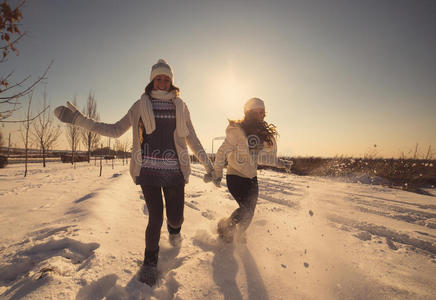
[213,132,236,179]
[184,108,214,174]
[257,137,280,167]
[257,137,290,170]
[74,107,132,138]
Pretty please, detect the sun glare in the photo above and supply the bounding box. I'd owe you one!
[212,68,251,118]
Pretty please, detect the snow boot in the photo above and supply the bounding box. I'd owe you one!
[167,224,182,247]
[169,233,182,247]
[139,248,159,286]
[217,217,236,243]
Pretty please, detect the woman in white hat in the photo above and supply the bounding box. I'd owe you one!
[210,97,290,243]
[55,59,215,286]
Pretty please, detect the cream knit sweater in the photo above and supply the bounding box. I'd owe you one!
[72,93,213,184]
[214,122,285,179]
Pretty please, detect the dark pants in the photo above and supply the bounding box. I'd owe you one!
[140,184,185,252]
[226,175,259,232]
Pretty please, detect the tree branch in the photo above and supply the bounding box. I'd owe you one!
[0,60,53,101]
[0,104,49,123]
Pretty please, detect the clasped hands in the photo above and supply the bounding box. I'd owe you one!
[203,170,222,187]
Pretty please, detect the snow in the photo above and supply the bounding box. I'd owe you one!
[0,161,435,299]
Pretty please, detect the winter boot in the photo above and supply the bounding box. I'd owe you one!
[167,224,182,247]
[169,233,182,247]
[217,217,236,243]
[139,248,159,286]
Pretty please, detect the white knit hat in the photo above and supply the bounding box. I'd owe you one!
[244,97,265,114]
[150,59,174,83]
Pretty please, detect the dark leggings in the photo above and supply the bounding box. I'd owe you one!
[226,175,259,232]
[140,184,185,252]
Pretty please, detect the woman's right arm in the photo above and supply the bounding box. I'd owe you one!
[55,101,133,138]
[75,111,132,138]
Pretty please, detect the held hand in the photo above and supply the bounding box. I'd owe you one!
[54,101,80,124]
[203,170,221,187]
[212,177,222,188]
[203,172,213,183]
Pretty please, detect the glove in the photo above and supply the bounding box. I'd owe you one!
[212,177,222,188]
[203,172,213,183]
[279,159,292,173]
[284,160,292,173]
[204,170,221,187]
[54,101,81,124]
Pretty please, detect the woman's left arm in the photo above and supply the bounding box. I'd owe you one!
[184,108,214,174]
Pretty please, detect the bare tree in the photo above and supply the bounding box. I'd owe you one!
[121,137,131,165]
[425,145,432,160]
[31,88,61,167]
[114,138,121,164]
[65,97,80,164]
[115,136,131,166]
[99,143,103,176]
[106,136,113,168]
[80,92,100,162]
[0,1,52,123]
[22,91,32,177]
[413,143,420,160]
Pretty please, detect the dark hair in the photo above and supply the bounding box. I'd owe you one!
[230,111,278,146]
[145,80,180,97]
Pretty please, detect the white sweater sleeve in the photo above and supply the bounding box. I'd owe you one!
[184,107,214,173]
[213,129,237,178]
[74,104,133,138]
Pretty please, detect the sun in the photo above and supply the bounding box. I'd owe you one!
[211,68,251,118]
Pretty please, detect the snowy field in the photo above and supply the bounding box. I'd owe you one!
[0,161,435,299]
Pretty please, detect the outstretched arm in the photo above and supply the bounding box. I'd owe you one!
[276,158,292,173]
[257,137,292,173]
[55,101,132,138]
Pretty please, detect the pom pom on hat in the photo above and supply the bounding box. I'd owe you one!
[150,58,174,83]
[244,97,265,114]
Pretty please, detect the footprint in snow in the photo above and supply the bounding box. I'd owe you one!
[186,192,203,198]
[0,238,100,284]
[185,201,200,211]
[201,210,215,220]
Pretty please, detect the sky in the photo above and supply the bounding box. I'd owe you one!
[1,0,435,158]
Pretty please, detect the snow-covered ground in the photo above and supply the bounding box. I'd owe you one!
[0,161,435,299]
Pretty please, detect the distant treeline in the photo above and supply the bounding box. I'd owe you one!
[0,147,131,158]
